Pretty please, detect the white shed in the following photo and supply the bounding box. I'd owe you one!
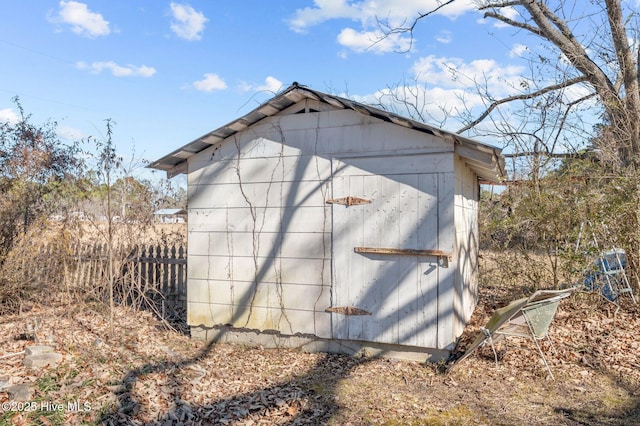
[150,83,505,361]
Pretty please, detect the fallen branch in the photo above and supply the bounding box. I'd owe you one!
[0,350,25,359]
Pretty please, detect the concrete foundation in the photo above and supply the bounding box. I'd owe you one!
[190,325,450,363]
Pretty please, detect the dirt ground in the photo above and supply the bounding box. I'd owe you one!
[1,254,639,425]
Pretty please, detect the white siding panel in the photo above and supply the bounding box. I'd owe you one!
[189,231,277,257]
[189,159,238,186]
[189,255,330,285]
[260,111,328,132]
[188,134,300,164]
[189,231,330,259]
[280,155,333,182]
[189,156,285,185]
[454,156,479,335]
[281,205,331,233]
[285,180,331,208]
[188,207,251,233]
[330,173,362,342]
[188,301,232,327]
[191,137,236,163]
[401,174,440,348]
[188,182,263,209]
[436,172,456,349]
[417,174,440,251]
[234,307,319,335]
[188,206,329,233]
[190,155,332,186]
[238,136,299,159]
[237,128,316,156]
[334,153,453,177]
[262,282,330,312]
[412,258,440,348]
[280,232,331,259]
[313,311,332,338]
[259,110,452,154]
[188,278,231,304]
[189,112,453,170]
[188,180,330,209]
[303,180,332,207]
[279,257,331,285]
[188,282,332,335]
[190,280,329,311]
[188,256,279,282]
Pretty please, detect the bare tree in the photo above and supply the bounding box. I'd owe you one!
[374,1,640,291]
[381,1,640,169]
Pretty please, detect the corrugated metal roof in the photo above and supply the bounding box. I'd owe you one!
[149,82,506,182]
[154,208,186,215]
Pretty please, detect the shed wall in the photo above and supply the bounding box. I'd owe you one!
[186,106,472,351]
[187,141,333,337]
[453,155,480,336]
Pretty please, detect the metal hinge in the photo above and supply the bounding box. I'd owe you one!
[326,196,371,206]
[325,306,372,316]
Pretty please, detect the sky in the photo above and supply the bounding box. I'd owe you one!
[0,1,552,182]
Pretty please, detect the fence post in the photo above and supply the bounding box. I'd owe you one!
[160,244,167,295]
[178,245,186,301]
[69,242,186,311]
[169,245,176,297]
[147,245,155,290]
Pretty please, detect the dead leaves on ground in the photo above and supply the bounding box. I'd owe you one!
[1,287,640,424]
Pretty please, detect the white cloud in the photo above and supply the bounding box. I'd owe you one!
[49,1,110,38]
[75,61,156,77]
[410,55,524,96]
[258,76,284,92]
[192,73,227,92]
[436,30,452,44]
[490,6,519,29]
[237,81,252,92]
[170,2,207,41]
[0,108,19,124]
[289,1,475,53]
[288,0,475,33]
[346,54,529,129]
[337,28,411,53]
[562,81,597,105]
[510,43,528,58]
[239,76,284,93]
[57,125,84,141]
[354,85,484,126]
[288,0,354,33]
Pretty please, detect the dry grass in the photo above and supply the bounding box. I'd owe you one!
[71,222,187,246]
[0,251,639,425]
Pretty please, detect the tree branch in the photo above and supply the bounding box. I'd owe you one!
[551,92,598,151]
[407,0,456,32]
[457,75,589,133]
[376,0,456,53]
[522,1,618,102]
[481,11,542,36]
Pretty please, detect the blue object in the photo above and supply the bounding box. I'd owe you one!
[582,249,626,302]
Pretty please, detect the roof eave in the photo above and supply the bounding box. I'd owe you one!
[149,83,506,182]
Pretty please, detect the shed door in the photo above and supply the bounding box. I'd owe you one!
[331,163,444,347]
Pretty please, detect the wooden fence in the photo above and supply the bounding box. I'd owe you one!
[67,243,187,307]
[135,244,187,302]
